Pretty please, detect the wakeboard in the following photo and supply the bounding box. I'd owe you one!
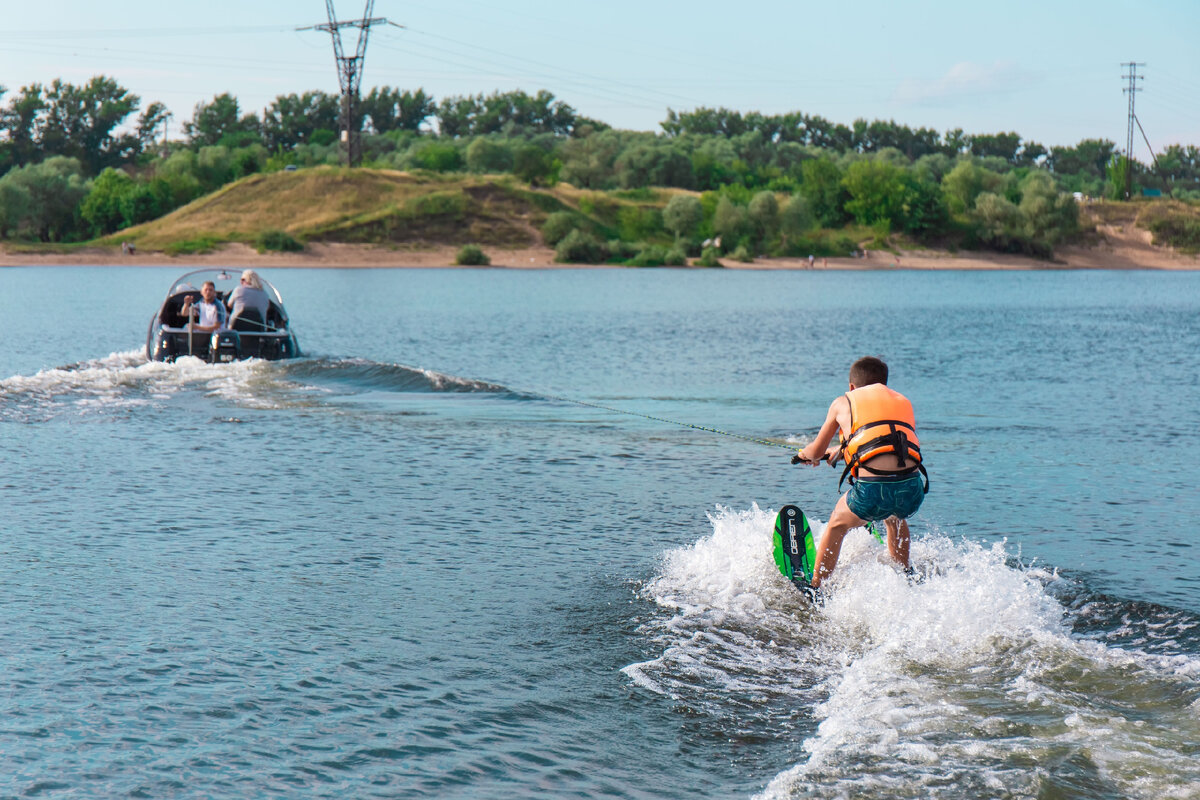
[772,504,820,600]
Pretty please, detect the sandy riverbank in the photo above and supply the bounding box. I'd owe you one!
[3,227,1197,270]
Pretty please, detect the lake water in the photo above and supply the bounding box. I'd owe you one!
[2,265,1199,799]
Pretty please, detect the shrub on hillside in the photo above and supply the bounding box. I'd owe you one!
[554,229,607,264]
[1146,215,1200,253]
[541,211,577,246]
[606,239,638,261]
[628,244,667,267]
[456,244,490,265]
[255,229,304,253]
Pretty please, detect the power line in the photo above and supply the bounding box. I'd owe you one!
[299,1,400,166]
[1121,61,1144,199]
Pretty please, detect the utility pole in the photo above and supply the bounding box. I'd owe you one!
[1121,61,1144,200]
[300,1,398,166]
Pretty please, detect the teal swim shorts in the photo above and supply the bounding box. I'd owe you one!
[846,473,924,522]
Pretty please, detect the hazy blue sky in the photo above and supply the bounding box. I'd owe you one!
[3,0,1198,155]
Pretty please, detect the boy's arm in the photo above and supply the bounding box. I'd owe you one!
[794,398,845,466]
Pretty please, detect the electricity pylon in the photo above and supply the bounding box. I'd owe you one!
[301,1,398,166]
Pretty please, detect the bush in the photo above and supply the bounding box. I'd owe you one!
[730,244,754,263]
[695,246,723,267]
[455,244,490,265]
[255,229,304,253]
[628,244,667,267]
[1146,216,1200,253]
[554,229,607,264]
[664,246,688,266]
[606,239,639,260]
[411,141,464,172]
[541,211,577,246]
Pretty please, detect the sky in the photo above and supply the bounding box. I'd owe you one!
[2,0,1198,157]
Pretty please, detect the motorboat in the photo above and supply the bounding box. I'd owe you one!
[146,268,301,362]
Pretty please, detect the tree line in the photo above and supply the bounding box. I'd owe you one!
[1,75,1197,252]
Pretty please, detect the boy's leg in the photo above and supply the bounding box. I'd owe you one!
[811,493,867,588]
[883,516,910,569]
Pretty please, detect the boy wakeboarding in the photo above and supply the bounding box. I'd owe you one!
[792,356,928,589]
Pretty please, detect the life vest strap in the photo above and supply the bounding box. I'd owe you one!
[839,461,930,494]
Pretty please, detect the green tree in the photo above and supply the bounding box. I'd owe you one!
[0,179,31,238]
[513,144,557,186]
[184,93,261,148]
[778,193,815,252]
[362,87,434,133]
[0,84,45,171]
[712,195,748,247]
[1018,171,1077,244]
[941,160,1008,216]
[124,179,172,226]
[436,90,580,137]
[136,102,170,150]
[968,132,1022,164]
[662,194,703,242]
[615,142,694,189]
[972,192,1022,246]
[1106,155,1131,200]
[799,158,848,227]
[691,137,743,191]
[263,91,339,150]
[1049,139,1116,180]
[80,167,135,234]
[411,140,463,172]
[0,156,90,241]
[841,160,908,227]
[558,128,626,189]
[747,190,779,248]
[465,137,513,173]
[37,76,141,173]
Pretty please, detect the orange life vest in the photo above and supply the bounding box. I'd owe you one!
[838,383,928,491]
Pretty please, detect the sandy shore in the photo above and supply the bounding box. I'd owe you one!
[3,229,1197,270]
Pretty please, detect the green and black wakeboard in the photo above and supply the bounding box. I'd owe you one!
[772,504,819,599]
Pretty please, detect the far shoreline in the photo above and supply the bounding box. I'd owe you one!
[2,237,1197,271]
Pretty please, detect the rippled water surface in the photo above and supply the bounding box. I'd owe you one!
[2,266,1199,799]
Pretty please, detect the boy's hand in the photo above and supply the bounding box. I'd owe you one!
[792,450,816,466]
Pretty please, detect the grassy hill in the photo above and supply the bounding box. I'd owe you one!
[101,165,1200,261]
[115,167,682,254]
[1082,198,1200,254]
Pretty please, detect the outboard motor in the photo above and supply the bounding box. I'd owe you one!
[210,330,241,363]
[154,333,176,362]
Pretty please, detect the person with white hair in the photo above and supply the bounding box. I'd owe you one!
[226,269,271,330]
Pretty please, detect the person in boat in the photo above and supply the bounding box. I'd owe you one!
[792,356,928,588]
[180,280,228,332]
[226,269,270,330]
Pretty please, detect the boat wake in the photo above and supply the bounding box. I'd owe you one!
[0,351,516,422]
[625,506,1200,799]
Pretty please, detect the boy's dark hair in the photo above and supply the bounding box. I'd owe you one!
[850,356,888,387]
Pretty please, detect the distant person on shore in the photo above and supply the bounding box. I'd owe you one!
[227,270,270,329]
[792,356,928,590]
[808,254,815,268]
[181,281,227,332]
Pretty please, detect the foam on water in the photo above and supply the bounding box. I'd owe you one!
[626,506,1200,799]
[0,353,515,424]
[0,350,289,421]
